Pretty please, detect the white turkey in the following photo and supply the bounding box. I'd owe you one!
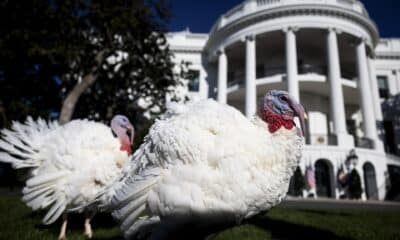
[0,115,134,239]
[97,90,306,239]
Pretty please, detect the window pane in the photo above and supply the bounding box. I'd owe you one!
[377,75,389,99]
[188,70,200,92]
[377,76,388,88]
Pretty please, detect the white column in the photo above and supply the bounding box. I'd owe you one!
[396,70,400,93]
[368,57,385,152]
[327,29,353,147]
[285,27,300,101]
[245,35,257,118]
[217,49,227,104]
[367,57,383,121]
[356,40,378,144]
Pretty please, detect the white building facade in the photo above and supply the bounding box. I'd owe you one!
[167,0,400,201]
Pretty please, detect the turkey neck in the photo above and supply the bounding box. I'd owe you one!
[260,110,302,165]
[274,127,303,171]
[243,117,304,219]
[111,125,132,154]
[254,116,303,178]
[260,110,295,134]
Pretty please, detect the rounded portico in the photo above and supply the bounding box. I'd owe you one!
[201,0,389,200]
[166,0,400,200]
[205,0,381,150]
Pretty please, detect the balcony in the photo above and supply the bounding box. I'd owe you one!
[355,137,375,149]
[210,0,370,35]
[227,63,357,87]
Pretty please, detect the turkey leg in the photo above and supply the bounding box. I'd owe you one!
[84,212,95,239]
[58,213,68,240]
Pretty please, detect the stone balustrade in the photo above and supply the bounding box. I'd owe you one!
[210,0,369,35]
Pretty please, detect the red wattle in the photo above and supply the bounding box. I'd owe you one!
[119,138,132,155]
[261,110,295,133]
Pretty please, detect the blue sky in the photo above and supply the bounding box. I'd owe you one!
[168,0,400,38]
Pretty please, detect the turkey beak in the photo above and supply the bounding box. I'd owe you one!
[288,97,306,137]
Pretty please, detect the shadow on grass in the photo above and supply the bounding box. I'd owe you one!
[247,215,353,240]
[93,235,123,240]
[25,207,354,240]
[296,209,352,217]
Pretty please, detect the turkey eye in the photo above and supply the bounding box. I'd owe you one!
[280,96,288,102]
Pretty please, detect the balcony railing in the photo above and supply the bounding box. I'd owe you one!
[228,63,357,84]
[308,134,338,146]
[210,0,369,35]
[355,137,375,149]
[259,64,328,78]
[299,64,326,75]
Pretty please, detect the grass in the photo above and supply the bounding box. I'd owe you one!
[215,207,400,240]
[0,194,121,240]
[0,193,399,240]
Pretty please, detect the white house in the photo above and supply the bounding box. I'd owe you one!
[166,0,400,201]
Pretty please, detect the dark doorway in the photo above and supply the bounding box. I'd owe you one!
[383,121,396,154]
[363,163,378,200]
[386,165,400,201]
[288,166,305,197]
[346,119,357,141]
[315,160,332,198]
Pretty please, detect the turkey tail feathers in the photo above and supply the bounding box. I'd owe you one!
[42,197,67,224]
[0,117,57,169]
[22,171,69,224]
[0,118,67,225]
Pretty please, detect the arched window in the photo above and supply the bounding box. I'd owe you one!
[363,162,378,200]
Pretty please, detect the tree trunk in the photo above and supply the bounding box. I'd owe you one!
[58,51,104,124]
[59,73,97,124]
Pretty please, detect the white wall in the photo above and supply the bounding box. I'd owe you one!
[167,30,209,101]
[375,39,400,96]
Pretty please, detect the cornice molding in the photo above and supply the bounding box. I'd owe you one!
[206,4,379,55]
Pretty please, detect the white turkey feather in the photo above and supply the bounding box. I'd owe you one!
[99,99,303,239]
[0,118,130,225]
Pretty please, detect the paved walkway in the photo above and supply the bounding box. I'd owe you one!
[282,197,400,210]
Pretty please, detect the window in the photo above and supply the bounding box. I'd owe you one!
[383,121,396,154]
[346,119,357,143]
[377,75,389,99]
[187,70,200,92]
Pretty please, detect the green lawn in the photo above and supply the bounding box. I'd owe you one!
[0,194,399,240]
